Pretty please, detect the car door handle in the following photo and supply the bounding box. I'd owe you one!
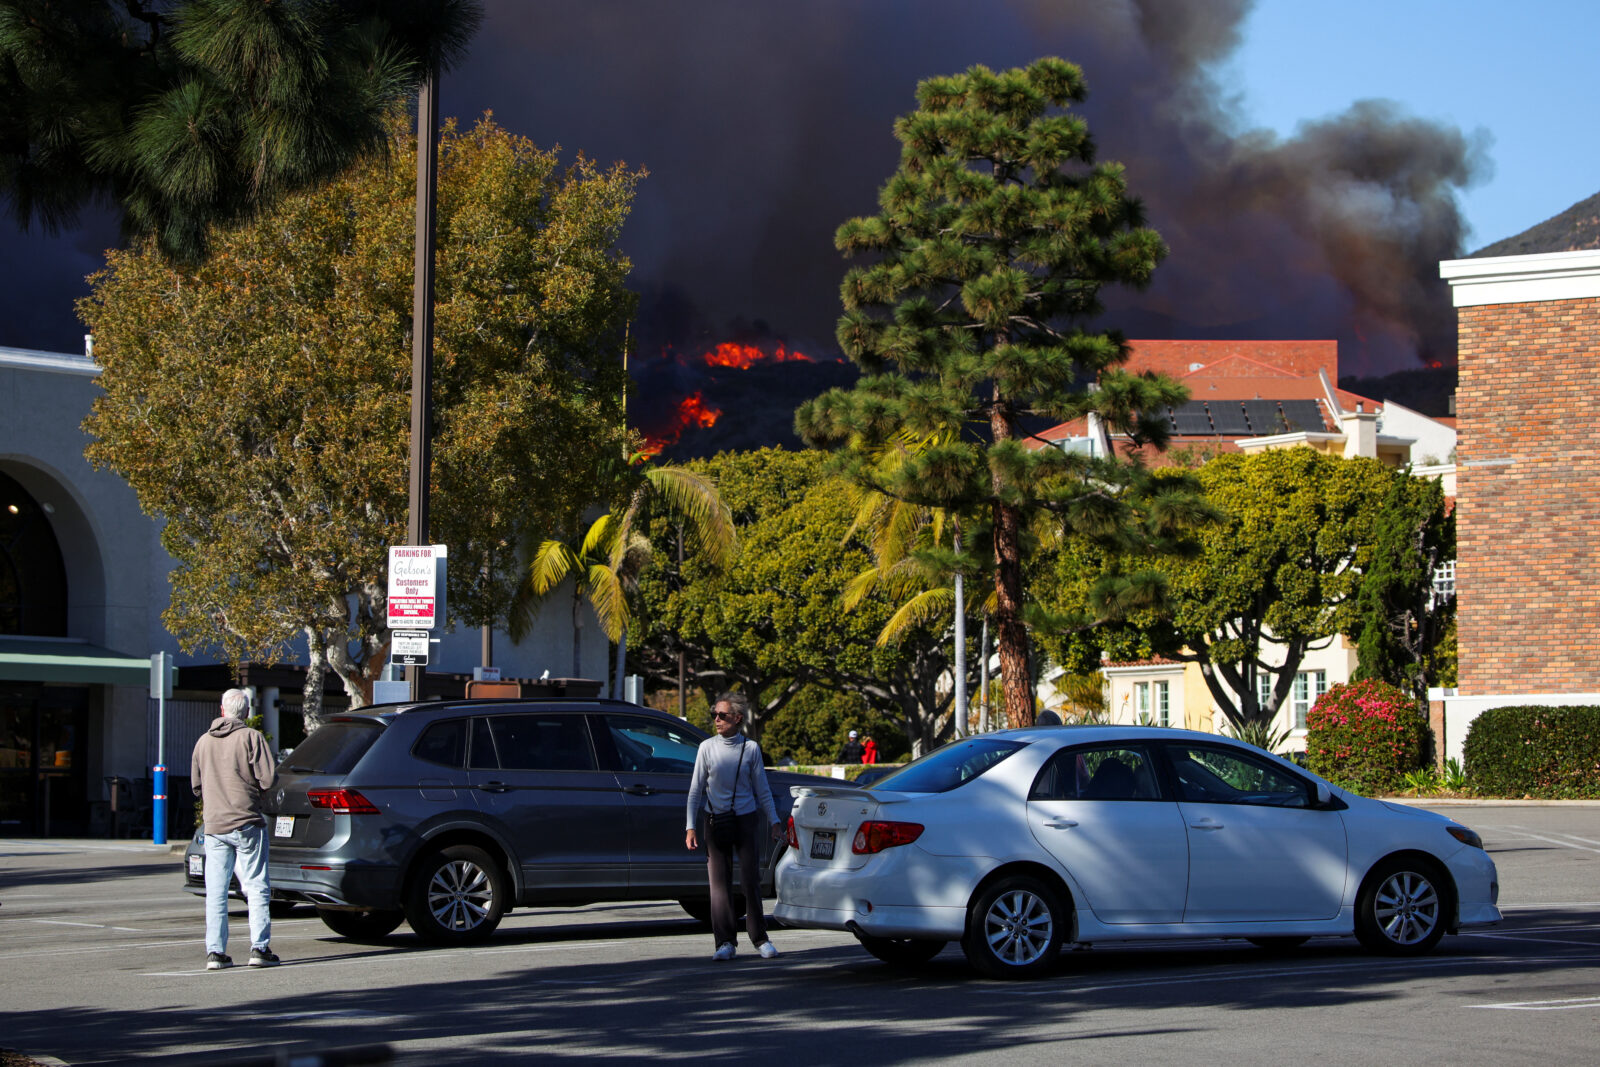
[1189,818,1223,831]
[478,781,511,794]
[623,784,655,796]
[1041,817,1079,829]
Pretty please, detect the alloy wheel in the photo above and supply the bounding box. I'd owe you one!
[982,888,1055,966]
[427,858,494,931]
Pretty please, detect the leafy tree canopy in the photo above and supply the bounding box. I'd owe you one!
[1048,447,1400,729]
[630,448,963,756]
[795,57,1191,727]
[80,114,640,721]
[0,0,481,260]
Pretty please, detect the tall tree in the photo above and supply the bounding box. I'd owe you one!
[0,0,481,260]
[1350,470,1455,709]
[81,115,641,724]
[796,58,1182,727]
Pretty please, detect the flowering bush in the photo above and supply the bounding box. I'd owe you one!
[1305,679,1429,796]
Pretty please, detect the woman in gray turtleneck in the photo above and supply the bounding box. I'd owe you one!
[685,690,782,960]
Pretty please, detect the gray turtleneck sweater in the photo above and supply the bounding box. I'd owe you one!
[686,733,778,830]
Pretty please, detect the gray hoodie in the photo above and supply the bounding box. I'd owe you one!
[191,717,277,835]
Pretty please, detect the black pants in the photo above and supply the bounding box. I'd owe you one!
[706,809,769,948]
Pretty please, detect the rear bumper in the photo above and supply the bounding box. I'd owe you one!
[774,847,981,941]
[773,900,967,940]
[265,861,403,909]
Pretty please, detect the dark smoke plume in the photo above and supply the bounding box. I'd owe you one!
[5,0,1487,421]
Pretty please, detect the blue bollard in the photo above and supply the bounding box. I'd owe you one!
[152,765,167,845]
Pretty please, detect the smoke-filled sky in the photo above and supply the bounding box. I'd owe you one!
[4,1,1596,397]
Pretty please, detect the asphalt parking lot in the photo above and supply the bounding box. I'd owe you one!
[2,802,1597,1065]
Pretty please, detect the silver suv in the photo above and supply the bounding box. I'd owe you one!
[183,698,821,945]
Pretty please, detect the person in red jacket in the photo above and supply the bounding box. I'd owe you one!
[861,734,878,764]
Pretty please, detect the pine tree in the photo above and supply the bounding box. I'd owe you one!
[0,0,481,261]
[796,58,1185,726]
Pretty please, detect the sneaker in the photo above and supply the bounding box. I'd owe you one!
[248,947,280,967]
[757,940,779,959]
[711,942,736,961]
[205,953,232,970]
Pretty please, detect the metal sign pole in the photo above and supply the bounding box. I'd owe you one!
[150,652,170,844]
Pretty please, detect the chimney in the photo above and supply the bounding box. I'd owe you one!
[1341,406,1379,459]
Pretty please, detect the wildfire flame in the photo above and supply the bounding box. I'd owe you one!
[702,342,811,369]
[638,390,722,459]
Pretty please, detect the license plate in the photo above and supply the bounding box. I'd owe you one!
[187,854,204,877]
[274,815,294,838]
[810,830,835,860]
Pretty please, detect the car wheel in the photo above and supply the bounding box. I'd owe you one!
[962,875,1065,979]
[316,907,405,942]
[1355,856,1448,956]
[404,844,507,946]
[856,934,946,967]
[1247,936,1309,951]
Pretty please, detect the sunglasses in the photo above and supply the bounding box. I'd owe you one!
[712,711,738,721]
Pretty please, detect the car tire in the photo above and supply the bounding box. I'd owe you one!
[316,907,405,942]
[856,934,946,967]
[961,874,1065,979]
[404,844,508,946]
[1247,936,1309,951]
[1355,856,1448,956]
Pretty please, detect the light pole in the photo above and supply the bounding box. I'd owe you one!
[406,64,439,702]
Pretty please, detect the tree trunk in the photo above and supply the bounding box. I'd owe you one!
[953,526,967,737]
[613,627,628,701]
[990,391,1033,728]
[979,615,991,732]
[302,627,328,733]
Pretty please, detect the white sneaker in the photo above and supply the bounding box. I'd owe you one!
[757,940,779,959]
[712,942,736,961]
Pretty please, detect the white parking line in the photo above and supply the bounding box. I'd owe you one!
[1469,996,1600,1011]
[22,919,142,932]
[1465,931,1600,949]
[1488,827,1600,856]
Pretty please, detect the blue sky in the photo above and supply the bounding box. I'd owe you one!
[1230,0,1598,252]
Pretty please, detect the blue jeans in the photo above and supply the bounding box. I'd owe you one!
[205,822,271,955]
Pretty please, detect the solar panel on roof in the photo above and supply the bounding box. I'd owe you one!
[1279,399,1327,433]
[1209,403,1252,434]
[1242,400,1286,435]
[1172,402,1215,435]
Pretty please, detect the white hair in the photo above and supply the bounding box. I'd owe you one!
[220,688,251,719]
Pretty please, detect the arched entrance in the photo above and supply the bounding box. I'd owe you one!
[0,471,87,833]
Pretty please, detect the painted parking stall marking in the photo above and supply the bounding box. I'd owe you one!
[1470,995,1600,1011]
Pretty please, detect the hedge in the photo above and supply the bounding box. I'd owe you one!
[1463,706,1600,799]
[1305,679,1429,796]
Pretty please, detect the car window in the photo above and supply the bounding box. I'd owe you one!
[604,715,702,774]
[469,716,497,769]
[485,714,596,772]
[278,720,383,775]
[413,718,467,769]
[1167,744,1313,807]
[868,738,1025,794]
[1030,745,1162,801]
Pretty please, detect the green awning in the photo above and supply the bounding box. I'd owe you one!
[0,637,151,685]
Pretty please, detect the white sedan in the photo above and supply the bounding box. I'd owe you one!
[774,726,1500,979]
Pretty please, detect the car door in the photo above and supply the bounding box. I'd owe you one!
[1025,743,1189,924]
[467,711,630,892]
[591,712,707,890]
[1163,742,1348,923]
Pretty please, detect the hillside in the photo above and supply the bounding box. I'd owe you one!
[1470,190,1600,258]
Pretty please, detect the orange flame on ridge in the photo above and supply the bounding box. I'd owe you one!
[702,342,811,369]
[638,391,722,459]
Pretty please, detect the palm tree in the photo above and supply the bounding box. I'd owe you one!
[512,463,734,695]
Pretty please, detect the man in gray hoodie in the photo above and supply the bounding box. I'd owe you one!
[192,688,278,969]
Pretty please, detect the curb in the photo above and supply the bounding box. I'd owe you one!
[1379,797,1600,807]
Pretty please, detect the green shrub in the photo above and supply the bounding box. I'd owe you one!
[1462,706,1600,799]
[1305,679,1429,796]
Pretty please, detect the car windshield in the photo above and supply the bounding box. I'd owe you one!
[867,738,1025,793]
[279,720,383,776]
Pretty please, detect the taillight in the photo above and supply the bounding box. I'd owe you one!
[852,821,924,854]
[306,788,379,814]
[786,815,799,849]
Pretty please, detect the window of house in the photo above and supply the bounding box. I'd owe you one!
[1132,681,1171,726]
[1133,682,1149,724]
[1292,671,1327,730]
[1154,681,1170,727]
[1432,560,1456,608]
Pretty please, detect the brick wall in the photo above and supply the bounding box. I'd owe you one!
[1456,296,1600,693]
